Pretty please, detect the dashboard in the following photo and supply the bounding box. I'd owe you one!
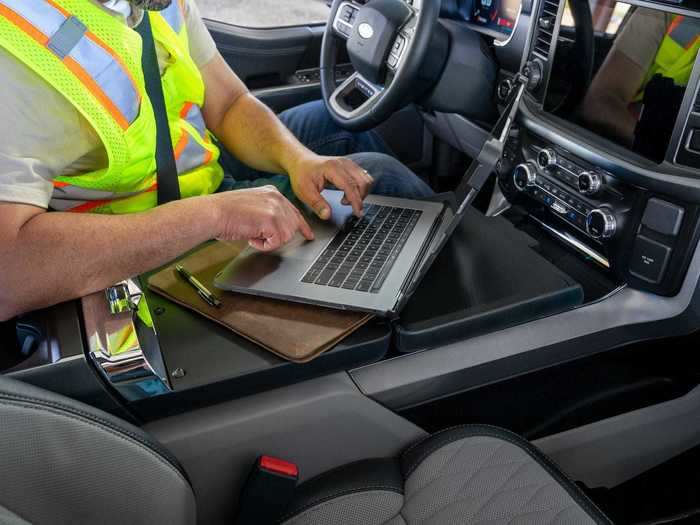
[441,0,521,38]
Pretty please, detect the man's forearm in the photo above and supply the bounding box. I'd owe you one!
[0,197,217,320]
[213,92,312,176]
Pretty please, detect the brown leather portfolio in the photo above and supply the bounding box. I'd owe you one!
[147,241,372,363]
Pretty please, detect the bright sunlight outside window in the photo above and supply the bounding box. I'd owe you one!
[196,0,331,28]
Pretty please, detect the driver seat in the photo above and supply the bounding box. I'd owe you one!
[0,375,612,525]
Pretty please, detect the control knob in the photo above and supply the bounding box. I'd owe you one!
[522,59,544,90]
[578,171,602,196]
[537,148,557,169]
[512,162,537,191]
[586,208,616,239]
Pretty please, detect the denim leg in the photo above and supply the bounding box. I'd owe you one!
[347,152,434,199]
[215,100,423,200]
[277,100,392,157]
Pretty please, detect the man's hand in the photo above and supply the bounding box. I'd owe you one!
[210,185,315,251]
[288,154,374,220]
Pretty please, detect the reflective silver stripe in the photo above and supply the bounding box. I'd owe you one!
[160,1,183,33]
[68,35,140,125]
[175,133,206,174]
[0,0,65,38]
[0,0,140,128]
[53,184,120,201]
[48,16,86,58]
[184,103,206,138]
[669,17,700,48]
[50,185,143,210]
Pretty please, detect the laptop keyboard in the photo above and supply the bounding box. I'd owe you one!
[301,204,422,293]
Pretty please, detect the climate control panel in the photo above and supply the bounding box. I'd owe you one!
[500,133,699,297]
[510,153,619,241]
[498,136,639,272]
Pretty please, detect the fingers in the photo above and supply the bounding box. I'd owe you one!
[305,192,332,220]
[249,186,314,251]
[329,159,373,217]
[291,205,315,241]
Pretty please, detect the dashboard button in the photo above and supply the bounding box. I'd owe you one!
[629,235,671,284]
[641,198,684,236]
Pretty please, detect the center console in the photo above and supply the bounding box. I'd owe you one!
[497,0,700,297]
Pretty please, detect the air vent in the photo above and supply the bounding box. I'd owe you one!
[532,0,560,60]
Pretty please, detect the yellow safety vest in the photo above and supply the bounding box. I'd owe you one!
[0,0,223,213]
[637,15,700,100]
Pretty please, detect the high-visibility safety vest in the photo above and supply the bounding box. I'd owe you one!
[0,0,223,213]
[637,15,700,100]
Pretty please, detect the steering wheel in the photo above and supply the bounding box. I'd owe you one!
[321,0,442,131]
[554,0,594,114]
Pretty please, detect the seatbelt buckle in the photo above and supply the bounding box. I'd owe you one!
[236,455,299,525]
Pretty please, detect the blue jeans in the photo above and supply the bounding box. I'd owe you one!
[216,99,433,200]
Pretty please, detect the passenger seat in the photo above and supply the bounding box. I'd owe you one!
[0,376,612,524]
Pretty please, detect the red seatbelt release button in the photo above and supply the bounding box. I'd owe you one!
[259,456,299,479]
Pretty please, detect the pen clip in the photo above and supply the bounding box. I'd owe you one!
[197,289,214,307]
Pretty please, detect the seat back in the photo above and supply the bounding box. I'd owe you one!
[0,376,196,525]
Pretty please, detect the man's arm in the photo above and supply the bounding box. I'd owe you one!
[200,54,374,219]
[581,50,645,146]
[0,188,313,321]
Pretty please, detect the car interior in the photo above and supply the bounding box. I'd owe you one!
[3,0,700,523]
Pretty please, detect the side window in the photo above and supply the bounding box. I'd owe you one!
[561,0,631,35]
[196,0,331,28]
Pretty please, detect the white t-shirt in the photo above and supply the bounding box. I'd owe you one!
[0,0,218,208]
[612,8,672,72]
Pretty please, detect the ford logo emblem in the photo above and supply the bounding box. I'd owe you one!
[358,23,374,39]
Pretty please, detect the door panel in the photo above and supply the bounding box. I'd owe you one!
[205,21,331,112]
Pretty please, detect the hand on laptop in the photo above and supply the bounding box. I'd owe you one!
[288,154,373,220]
[211,186,314,252]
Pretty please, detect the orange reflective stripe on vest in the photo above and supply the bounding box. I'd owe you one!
[667,15,700,50]
[180,101,207,137]
[50,180,158,212]
[0,0,140,129]
[173,101,213,174]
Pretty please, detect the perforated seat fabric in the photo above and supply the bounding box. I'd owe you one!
[278,426,612,525]
[0,376,196,525]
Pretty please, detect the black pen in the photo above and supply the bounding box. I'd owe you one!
[175,264,222,308]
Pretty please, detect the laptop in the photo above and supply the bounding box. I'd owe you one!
[214,82,525,316]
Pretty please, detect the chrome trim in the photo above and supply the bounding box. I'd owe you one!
[83,279,171,401]
[529,214,610,268]
[329,71,384,120]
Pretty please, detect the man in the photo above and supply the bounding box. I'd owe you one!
[582,7,700,160]
[0,0,432,321]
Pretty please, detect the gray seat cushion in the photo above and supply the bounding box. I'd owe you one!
[0,376,196,525]
[279,425,612,525]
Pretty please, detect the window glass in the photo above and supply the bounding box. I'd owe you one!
[196,0,331,28]
[561,0,631,34]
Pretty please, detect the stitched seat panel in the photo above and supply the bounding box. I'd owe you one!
[283,433,606,525]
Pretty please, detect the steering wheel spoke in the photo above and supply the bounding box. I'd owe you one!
[387,31,410,71]
[332,1,360,39]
